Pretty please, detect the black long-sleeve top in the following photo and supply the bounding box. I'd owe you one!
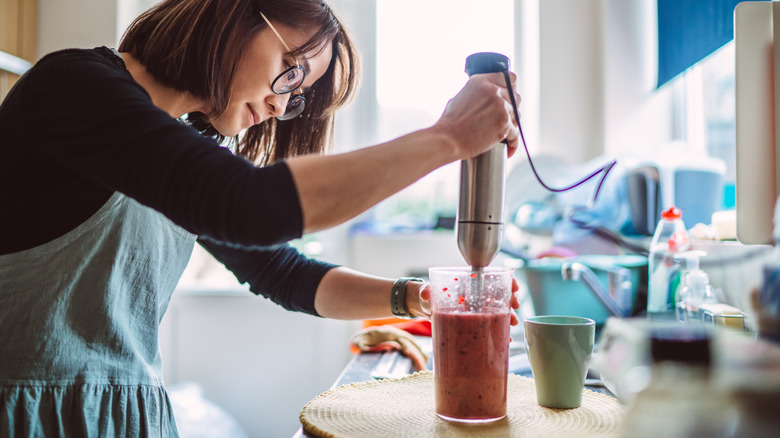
[0,47,336,315]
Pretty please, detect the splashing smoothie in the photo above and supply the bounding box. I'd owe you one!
[433,309,511,422]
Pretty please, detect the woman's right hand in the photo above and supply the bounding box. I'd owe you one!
[433,72,521,161]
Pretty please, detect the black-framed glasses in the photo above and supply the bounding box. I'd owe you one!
[260,11,307,120]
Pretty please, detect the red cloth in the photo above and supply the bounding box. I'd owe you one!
[389,319,431,337]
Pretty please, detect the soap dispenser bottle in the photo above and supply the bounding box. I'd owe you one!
[675,251,716,323]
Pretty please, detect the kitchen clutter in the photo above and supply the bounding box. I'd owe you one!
[589,195,780,436]
[504,149,769,330]
[504,152,780,435]
[594,318,780,437]
[624,145,726,236]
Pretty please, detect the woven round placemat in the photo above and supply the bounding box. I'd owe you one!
[300,371,623,438]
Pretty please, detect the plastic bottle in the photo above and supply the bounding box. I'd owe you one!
[621,326,731,437]
[675,251,717,323]
[647,206,690,317]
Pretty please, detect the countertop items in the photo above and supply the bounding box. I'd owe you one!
[293,337,615,438]
[299,371,622,438]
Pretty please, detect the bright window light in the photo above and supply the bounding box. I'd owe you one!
[366,0,515,230]
[376,0,515,121]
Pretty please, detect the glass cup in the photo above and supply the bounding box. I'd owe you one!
[429,266,514,423]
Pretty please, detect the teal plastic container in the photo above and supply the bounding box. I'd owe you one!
[518,255,648,325]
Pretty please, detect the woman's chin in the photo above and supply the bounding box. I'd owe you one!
[211,122,240,138]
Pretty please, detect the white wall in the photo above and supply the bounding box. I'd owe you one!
[517,0,675,165]
[37,0,157,57]
[601,0,675,159]
[38,0,115,56]
[538,0,606,163]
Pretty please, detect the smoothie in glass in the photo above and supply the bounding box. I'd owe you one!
[429,266,513,423]
[433,309,511,422]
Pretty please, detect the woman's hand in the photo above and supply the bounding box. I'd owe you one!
[415,276,522,326]
[433,72,521,161]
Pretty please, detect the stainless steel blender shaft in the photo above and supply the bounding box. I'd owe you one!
[457,52,510,268]
[457,141,506,268]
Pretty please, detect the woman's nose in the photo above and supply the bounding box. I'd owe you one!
[267,94,290,118]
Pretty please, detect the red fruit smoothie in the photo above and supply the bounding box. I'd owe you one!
[433,310,511,421]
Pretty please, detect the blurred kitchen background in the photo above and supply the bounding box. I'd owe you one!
[1,0,751,436]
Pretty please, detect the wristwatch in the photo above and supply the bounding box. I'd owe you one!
[391,277,424,318]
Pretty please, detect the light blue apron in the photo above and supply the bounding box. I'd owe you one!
[0,192,196,437]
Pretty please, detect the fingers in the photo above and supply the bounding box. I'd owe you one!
[419,283,431,301]
[417,283,432,319]
[502,86,521,155]
[483,72,521,155]
[436,71,523,161]
[510,277,521,326]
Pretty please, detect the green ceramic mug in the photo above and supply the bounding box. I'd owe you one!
[524,315,596,409]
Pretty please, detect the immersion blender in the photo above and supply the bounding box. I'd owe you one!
[457,52,510,275]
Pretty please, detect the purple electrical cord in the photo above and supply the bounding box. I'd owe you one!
[502,71,617,208]
[500,72,648,255]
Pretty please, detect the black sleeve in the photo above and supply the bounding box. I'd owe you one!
[15,49,303,248]
[196,237,339,316]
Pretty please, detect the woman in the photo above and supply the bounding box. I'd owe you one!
[0,0,521,435]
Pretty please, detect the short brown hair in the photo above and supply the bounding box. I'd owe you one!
[119,0,359,165]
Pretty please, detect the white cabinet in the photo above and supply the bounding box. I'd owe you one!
[160,289,359,437]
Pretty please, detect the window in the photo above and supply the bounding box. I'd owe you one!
[698,43,735,184]
[680,42,735,208]
[353,0,516,233]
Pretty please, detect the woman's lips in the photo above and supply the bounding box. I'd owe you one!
[247,104,260,126]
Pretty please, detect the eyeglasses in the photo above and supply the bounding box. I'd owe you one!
[259,11,307,121]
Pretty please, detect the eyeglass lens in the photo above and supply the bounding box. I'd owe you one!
[272,65,305,94]
[277,93,306,121]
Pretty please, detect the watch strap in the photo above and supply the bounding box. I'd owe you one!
[391,277,424,318]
